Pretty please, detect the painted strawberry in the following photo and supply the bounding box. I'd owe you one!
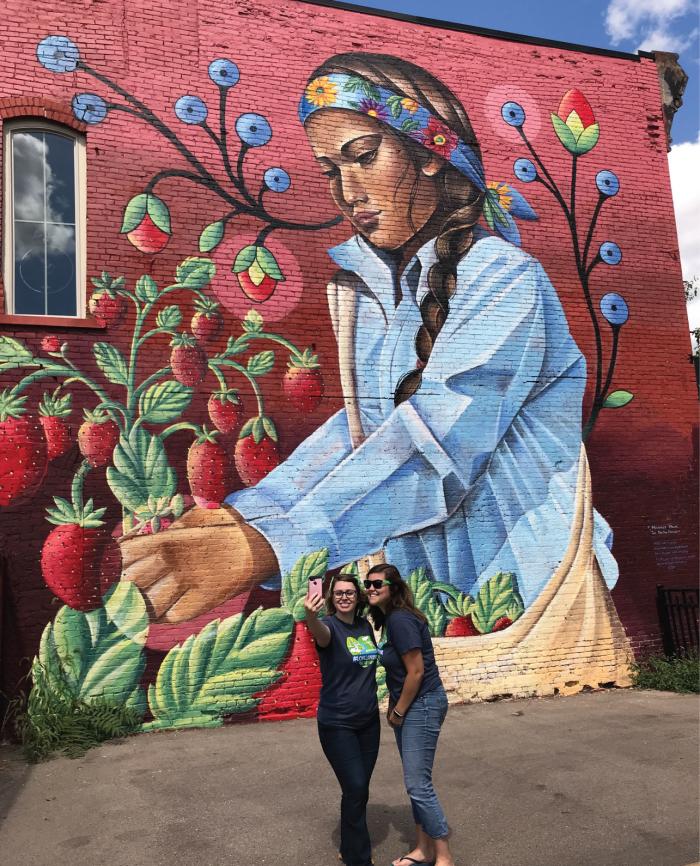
[40,335,61,353]
[120,192,171,254]
[78,409,120,468]
[257,550,327,721]
[170,333,208,386]
[208,389,242,434]
[38,390,73,460]
[191,296,223,343]
[187,427,231,508]
[0,389,48,507]
[283,349,323,412]
[492,616,513,632]
[41,466,108,611]
[232,244,285,303]
[88,272,127,327]
[445,614,480,637]
[234,416,280,486]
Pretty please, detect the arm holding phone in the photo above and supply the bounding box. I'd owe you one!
[303,580,331,648]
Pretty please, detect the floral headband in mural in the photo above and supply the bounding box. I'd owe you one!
[299,72,538,245]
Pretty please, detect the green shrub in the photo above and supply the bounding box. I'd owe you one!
[630,652,699,694]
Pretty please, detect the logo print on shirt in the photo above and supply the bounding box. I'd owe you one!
[346,635,378,668]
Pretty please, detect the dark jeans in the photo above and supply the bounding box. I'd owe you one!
[318,714,380,866]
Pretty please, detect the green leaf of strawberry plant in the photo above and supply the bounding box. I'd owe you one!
[120,193,148,234]
[144,607,293,730]
[0,336,34,365]
[176,256,215,289]
[232,245,257,274]
[32,581,148,712]
[603,389,634,408]
[146,194,171,233]
[139,380,193,424]
[134,275,159,304]
[256,247,284,282]
[93,342,129,387]
[224,335,250,356]
[261,416,277,442]
[282,549,329,621]
[107,427,176,514]
[247,351,275,377]
[199,220,225,253]
[242,309,264,334]
[406,567,447,637]
[156,305,182,330]
[470,572,523,634]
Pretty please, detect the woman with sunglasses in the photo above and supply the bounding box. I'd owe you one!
[365,564,453,866]
[305,573,380,866]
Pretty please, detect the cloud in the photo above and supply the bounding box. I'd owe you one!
[668,135,700,329]
[605,0,696,52]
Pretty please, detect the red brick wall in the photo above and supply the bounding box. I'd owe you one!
[0,0,696,728]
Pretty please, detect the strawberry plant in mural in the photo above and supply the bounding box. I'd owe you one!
[501,91,632,437]
[0,258,320,576]
[36,36,342,303]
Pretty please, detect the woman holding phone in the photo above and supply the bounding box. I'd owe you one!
[366,564,453,866]
[304,573,380,866]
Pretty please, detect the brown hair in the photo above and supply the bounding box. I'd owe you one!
[306,53,485,404]
[324,573,368,620]
[365,563,427,628]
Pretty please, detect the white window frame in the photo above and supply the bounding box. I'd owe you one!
[3,119,87,317]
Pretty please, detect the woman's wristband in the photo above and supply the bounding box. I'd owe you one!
[392,708,404,718]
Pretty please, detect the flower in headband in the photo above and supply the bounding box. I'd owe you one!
[414,119,458,159]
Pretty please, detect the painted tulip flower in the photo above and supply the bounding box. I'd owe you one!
[120,193,171,254]
[232,244,285,303]
[551,89,599,155]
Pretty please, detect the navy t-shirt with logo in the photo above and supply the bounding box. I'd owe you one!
[316,616,379,728]
[381,609,443,704]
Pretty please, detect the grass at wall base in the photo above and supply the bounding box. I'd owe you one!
[630,652,699,694]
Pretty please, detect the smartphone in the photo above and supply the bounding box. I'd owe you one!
[307,577,324,600]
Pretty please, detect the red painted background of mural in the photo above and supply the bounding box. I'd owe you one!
[0,0,696,712]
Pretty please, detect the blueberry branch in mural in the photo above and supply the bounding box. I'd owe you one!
[36,35,342,303]
[502,90,632,437]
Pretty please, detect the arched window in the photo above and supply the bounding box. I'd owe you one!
[3,120,86,316]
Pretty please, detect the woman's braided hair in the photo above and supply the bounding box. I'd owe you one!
[307,53,485,404]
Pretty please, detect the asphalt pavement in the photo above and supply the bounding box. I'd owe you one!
[1,689,698,866]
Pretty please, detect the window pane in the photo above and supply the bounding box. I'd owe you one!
[14,221,46,315]
[45,132,75,224]
[11,128,79,316]
[12,131,46,221]
[46,223,77,316]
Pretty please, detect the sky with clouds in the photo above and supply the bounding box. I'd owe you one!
[344,0,699,329]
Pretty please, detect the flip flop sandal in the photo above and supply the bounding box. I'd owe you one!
[393,858,436,866]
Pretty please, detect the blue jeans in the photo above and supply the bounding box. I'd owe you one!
[393,685,449,839]
[318,715,380,866]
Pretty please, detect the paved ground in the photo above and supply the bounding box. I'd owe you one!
[0,689,698,866]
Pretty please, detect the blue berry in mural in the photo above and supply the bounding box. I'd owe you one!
[514,158,537,183]
[599,241,622,265]
[208,58,240,88]
[236,113,272,147]
[595,170,620,197]
[174,95,208,125]
[264,167,291,193]
[36,35,80,73]
[501,102,526,127]
[72,93,107,125]
[600,292,629,326]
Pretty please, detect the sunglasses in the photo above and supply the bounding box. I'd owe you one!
[363,579,391,590]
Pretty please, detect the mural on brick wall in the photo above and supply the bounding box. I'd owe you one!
[0,35,638,735]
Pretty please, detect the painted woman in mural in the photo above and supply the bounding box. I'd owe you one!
[121,53,619,625]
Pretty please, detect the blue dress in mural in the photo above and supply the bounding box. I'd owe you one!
[227,229,618,607]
